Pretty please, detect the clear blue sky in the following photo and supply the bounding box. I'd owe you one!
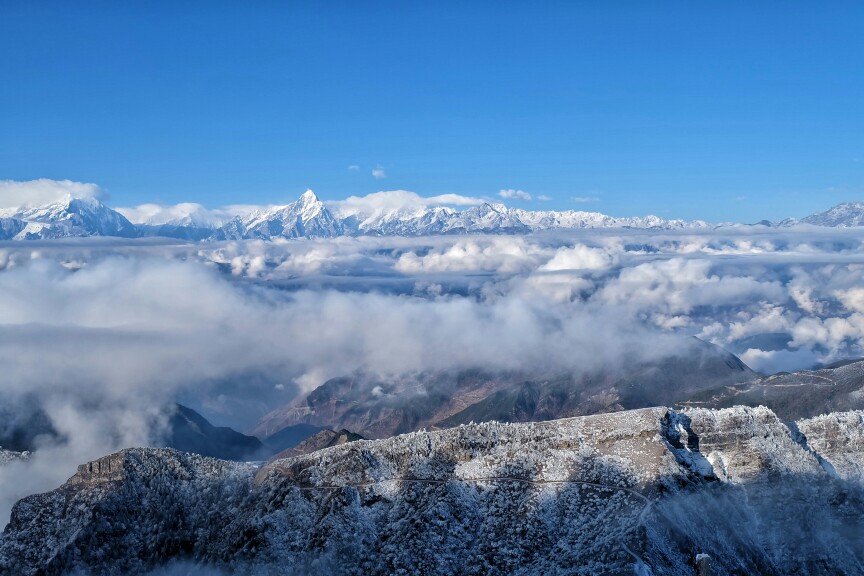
[1,1,862,221]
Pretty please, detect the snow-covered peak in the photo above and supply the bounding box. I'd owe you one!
[0,194,136,239]
[799,202,864,227]
[298,189,319,203]
[232,191,342,240]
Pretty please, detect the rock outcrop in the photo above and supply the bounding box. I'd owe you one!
[2,406,863,575]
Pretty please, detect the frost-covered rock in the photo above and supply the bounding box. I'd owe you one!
[0,448,29,466]
[1,406,864,575]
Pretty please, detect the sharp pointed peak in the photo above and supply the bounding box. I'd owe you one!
[299,189,320,203]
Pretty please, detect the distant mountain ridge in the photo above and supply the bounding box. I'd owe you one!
[0,190,708,241]
[0,194,137,240]
[3,191,864,240]
[782,201,864,228]
[252,338,757,440]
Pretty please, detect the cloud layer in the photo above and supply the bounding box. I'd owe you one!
[4,227,864,524]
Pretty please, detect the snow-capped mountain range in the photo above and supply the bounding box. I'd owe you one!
[2,190,864,241]
[793,201,864,227]
[0,195,137,240]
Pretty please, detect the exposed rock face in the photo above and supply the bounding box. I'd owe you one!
[68,453,127,485]
[794,410,864,481]
[2,406,864,575]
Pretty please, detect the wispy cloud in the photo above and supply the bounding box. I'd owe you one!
[0,179,104,209]
[347,165,360,172]
[116,203,243,226]
[328,190,484,216]
[498,189,532,201]
[571,196,600,203]
[372,166,386,179]
[537,195,552,201]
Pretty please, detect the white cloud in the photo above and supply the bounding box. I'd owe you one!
[538,244,616,272]
[595,258,786,315]
[7,226,864,524]
[348,165,360,172]
[328,190,484,217]
[116,203,243,227]
[395,237,549,274]
[372,166,386,179]
[572,196,600,203]
[0,179,104,209]
[739,347,820,374]
[727,304,794,341]
[537,195,552,201]
[834,287,864,313]
[498,189,532,201]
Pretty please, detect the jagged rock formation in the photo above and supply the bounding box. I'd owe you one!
[2,405,863,575]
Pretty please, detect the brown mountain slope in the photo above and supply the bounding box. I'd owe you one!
[254,338,756,439]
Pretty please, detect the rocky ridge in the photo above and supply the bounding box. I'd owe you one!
[2,405,863,575]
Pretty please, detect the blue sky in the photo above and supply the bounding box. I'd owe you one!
[1,1,862,221]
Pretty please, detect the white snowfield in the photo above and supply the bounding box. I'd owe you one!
[2,405,863,575]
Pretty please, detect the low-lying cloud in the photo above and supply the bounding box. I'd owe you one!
[4,226,864,524]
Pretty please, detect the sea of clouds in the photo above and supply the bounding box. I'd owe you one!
[2,227,864,523]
